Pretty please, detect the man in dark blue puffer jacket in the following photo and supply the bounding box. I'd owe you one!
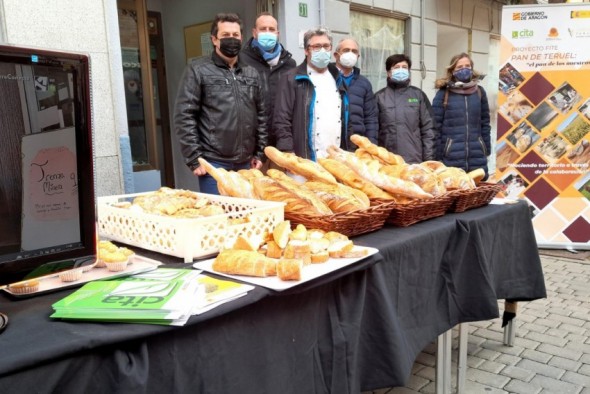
[333,38,378,145]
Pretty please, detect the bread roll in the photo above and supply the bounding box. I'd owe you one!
[328,240,354,258]
[264,146,338,185]
[213,249,276,277]
[350,134,405,165]
[277,258,303,281]
[318,158,395,200]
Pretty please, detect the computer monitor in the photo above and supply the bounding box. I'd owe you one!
[0,44,96,286]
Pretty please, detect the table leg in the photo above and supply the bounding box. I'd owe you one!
[436,329,452,394]
[457,323,469,394]
[503,301,517,346]
[503,319,515,346]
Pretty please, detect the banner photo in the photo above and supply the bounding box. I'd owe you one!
[497,4,590,248]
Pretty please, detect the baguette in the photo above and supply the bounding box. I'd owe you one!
[213,249,276,277]
[198,158,255,198]
[277,258,303,281]
[318,158,395,200]
[303,181,370,212]
[264,146,338,185]
[327,146,433,200]
[252,177,333,215]
[350,134,405,165]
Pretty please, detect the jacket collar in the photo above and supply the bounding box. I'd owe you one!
[211,50,241,71]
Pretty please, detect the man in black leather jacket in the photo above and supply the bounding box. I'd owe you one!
[174,13,268,194]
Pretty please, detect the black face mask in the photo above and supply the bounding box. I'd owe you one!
[219,37,241,58]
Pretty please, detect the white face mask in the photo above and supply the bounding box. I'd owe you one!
[339,52,358,68]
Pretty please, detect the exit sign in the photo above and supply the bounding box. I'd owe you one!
[299,3,308,18]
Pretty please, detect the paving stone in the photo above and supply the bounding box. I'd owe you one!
[521,349,553,364]
[521,322,549,334]
[414,351,436,367]
[516,359,565,379]
[467,355,486,368]
[500,365,536,382]
[415,365,435,382]
[496,353,522,366]
[462,379,509,393]
[533,317,562,329]
[480,339,525,357]
[471,348,501,362]
[466,368,511,388]
[404,374,430,391]
[560,323,589,336]
[513,335,543,350]
[529,374,582,393]
[526,331,569,348]
[565,333,589,343]
[547,355,582,372]
[389,387,418,394]
[566,342,590,355]
[561,370,590,387]
[503,379,542,394]
[551,314,587,327]
[579,363,590,376]
[480,359,507,374]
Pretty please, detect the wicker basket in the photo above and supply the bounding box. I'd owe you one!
[373,194,454,227]
[284,200,394,237]
[447,182,503,213]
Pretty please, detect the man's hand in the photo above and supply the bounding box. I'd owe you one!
[192,165,206,176]
[250,158,263,170]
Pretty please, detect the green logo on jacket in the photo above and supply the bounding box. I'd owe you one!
[408,98,418,103]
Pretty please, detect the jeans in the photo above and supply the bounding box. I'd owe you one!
[198,159,251,195]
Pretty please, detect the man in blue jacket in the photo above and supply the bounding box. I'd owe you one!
[273,28,352,161]
[333,38,378,144]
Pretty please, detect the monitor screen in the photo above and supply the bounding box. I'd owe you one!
[0,44,96,286]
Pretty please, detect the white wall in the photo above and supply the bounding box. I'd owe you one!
[0,0,126,197]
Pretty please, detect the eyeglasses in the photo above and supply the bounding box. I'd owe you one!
[308,44,332,52]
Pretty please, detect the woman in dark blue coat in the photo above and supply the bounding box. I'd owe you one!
[432,52,491,179]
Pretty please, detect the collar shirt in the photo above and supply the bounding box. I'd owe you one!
[308,67,341,159]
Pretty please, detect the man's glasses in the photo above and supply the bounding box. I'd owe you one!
[308,44,332,52]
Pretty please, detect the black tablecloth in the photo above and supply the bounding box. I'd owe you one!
[0,201,546,394]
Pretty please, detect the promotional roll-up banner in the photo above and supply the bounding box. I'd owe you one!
[497,3,590,249]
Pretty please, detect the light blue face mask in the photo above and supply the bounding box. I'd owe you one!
[310,49,331,69]
[256,32,277,51]
[391,68,409,82]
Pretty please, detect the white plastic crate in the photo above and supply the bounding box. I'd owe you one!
[97,192,284,263]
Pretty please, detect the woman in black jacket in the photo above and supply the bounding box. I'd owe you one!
[375,54,435,164]
[432,52,491,179]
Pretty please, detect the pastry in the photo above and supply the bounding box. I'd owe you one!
[59,268,84,282]
[7,279,40,294]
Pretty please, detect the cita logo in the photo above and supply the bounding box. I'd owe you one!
[512,11,548,21]
[512,29,534,39]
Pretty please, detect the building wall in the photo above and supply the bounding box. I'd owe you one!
[0,0,128,197]
[0,0,505,195]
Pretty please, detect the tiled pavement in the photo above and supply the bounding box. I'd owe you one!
[364,253,590,394]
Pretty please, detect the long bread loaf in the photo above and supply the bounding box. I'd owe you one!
[317,158,395,200]
[213,249,276,277]
[264,146,338,185]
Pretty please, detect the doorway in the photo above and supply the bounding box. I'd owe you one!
[117,0,174,189]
